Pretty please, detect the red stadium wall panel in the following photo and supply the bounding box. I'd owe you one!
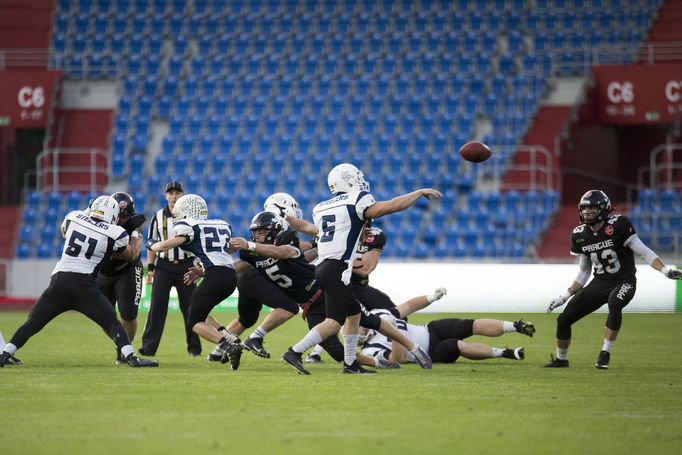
[0,70,62,128]
[593,64,682,124]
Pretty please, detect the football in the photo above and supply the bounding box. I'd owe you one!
[459,141,492,163]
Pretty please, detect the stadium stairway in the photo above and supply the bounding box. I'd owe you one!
[647,0,682,42]
[536,204,576,259]
[0,0,54,50]
[502,105,572,191]
[0,206,20,259]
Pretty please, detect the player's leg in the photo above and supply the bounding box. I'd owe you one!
[546,280,610,367]
[353,284,398,315]
[472,318,535,338]
[0,277,68,365]
[174,266,201,356]
[139,267,173,355]
[114,265,142,343]
[596,281,636,369]
[457,340,525,361]
[305,302,344,363]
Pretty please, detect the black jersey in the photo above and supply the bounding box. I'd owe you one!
[239,229,319,302]
[570,215,637,282]
[351,228,386,286]
[100,214,145,276]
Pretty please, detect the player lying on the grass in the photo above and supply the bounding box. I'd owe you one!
[361,308,534,365]
[545,189,682,369]
[0,196,157,368]
[186,211,429,371]
[147,194,244,370]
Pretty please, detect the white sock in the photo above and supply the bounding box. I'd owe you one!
[292,329,323,354]
[310,344,324,356]
[502,321,515,333]
[491,347,504,358]
[602,339,614,352]
[556,347,569,361]
[250,326,268,339]
[3,342,17,355]
[121,344,134,358]
[219,329,238,343]
[343,334,359,365]
[427,287,447,303]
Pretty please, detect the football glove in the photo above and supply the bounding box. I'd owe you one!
[124,213,146,233]
[663,267,682,280]
[547,294,569,313]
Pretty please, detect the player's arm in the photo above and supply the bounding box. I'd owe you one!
[395,288,447,318]
[353,249,380,277]
[148,235,186,252]
[230,237,300,260]
[364,188,442,219]
[625,234,682,279]
[547,254,591,312]
[286,215,319,236]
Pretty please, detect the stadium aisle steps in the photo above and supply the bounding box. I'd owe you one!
[0,0,54,49]
[647,0,682,43]
[0,206,20,259]
[536,204,576,259]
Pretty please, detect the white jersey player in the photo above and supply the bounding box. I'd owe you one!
[281,163,442,375]
[148,194,243,369]
[0,195,157,368]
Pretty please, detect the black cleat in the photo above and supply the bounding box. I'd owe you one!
[412,345,433,369]
[126,354,159,368]
[138,347,155,356]
[221,343,243,370]
[207,351,223,362]
[304,353,323,364]
[342,360,377,374]
[514,319,536,337]
[0,352,9,367]
[502,347,525,360]
[595,350,610,369]
[281,348,311,375]
[243,337,270,358]
[544,355,569,368]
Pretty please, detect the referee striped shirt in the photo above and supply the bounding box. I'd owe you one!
[148,207,193,262]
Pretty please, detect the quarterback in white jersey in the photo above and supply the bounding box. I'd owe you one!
[148,194,243,369]
[0,195,157,368]
[361,309,535,365]
[282,163,442,375]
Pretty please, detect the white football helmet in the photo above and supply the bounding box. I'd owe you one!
[172,194,208,220]
[263,192,303,219]
[88,195,120,224]
[327,163,370,194]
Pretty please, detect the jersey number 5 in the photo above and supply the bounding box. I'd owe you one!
[66,231,98,259]
[320,215,336,243]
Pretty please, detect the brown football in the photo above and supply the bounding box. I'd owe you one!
[459,141,492,163]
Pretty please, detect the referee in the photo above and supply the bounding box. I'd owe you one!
[139,180,202,357]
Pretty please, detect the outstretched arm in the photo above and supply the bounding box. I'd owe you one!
[286,216,319,237]
[626,235,682,279]
[364,188,442,219]
[149,235,186,253]
[547,255,591,312]
[229,237,299,260]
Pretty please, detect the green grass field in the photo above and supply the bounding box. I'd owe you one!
[2,310,682,454]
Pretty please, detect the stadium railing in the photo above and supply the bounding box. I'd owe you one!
[36,147,108,193]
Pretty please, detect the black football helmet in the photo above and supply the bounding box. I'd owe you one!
[249,211,287,244]
[578,190,612,225]
[111,192,135,225]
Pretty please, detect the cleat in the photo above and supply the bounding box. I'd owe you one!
[375,356,401,369]
[115,349,125,365]
[126,354,159,368]
[207,352,223,362]
[514,319,535,337]
[412,345,432,369]
[281,348,311,375]
[220,340,243,370]
[595,350,610,369]
[343,360,377,374]
[304,354,323,364]
[243,337,270,358]
[0,351,10,367]
[544,355,569,368]
[7,354,23,365]
[502,347,525,360]
[138,347,154,356]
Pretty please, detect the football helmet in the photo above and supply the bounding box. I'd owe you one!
[327,163,370,194]
[578,190,612,225]
[263,192,303,219]
[249,211,289,244]
[111,191,135,224]
[88,195,120,225]
[172,194,208,220]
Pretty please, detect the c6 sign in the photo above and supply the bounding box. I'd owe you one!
[0,70,61,127]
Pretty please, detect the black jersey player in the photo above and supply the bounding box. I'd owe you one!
[545,190,682,369]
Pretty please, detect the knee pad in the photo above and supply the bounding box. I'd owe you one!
[555,314,572,340]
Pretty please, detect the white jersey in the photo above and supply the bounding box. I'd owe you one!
[173,218,234,270]
[52,210,129,277]
[361,309,431,363]
[313,191,375,280]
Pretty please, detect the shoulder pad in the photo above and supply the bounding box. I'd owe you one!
[572,225,585,234]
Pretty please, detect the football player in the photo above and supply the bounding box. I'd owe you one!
[361,309,531,365]
[147,194,243,370]
[281,163,441,374]
[0,196,157,368]
[545,189,682,369]
[96,192,146,364]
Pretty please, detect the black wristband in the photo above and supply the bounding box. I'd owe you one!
[147,263,155,272]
